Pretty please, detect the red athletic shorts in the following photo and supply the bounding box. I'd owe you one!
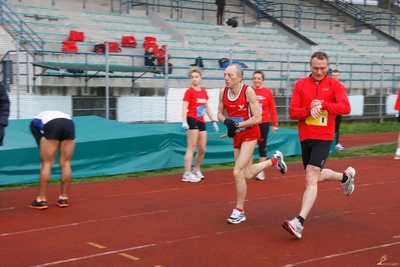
[233,126,260,149]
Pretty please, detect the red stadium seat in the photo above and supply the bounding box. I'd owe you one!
[105,41,121,53]
[68,30,84,42]
[121,36,137,48]
[143,36,156,47]
[62,41,78,52]
[143,36,158,53]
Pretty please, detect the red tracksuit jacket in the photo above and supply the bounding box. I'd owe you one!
[289,75,351,142]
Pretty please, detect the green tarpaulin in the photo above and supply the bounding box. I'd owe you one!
[0,116,302,185]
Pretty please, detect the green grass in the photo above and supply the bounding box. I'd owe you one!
[280,120,399,134]
[1,121,398,191]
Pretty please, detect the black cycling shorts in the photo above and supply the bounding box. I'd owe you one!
[300,139,332,169]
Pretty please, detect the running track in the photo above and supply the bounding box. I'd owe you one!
[0,133,399,267]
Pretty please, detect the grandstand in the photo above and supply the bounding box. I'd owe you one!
[0,0,399,122]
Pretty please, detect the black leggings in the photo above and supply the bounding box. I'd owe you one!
[335,115,342,144]
[258,122,270,157]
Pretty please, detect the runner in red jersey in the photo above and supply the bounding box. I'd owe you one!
[394,89,400,160]
[282,52,356,239]
[217,63,287,224]
[252,70,279,181]
[182,67,219,183]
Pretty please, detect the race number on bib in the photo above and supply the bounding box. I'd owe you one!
[229,117,246,131]
[196,105,206,117]
[305,110,328,126]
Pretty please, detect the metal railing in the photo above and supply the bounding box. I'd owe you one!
[255,1,346,30]
[2,49,399,122]
[324,0,399,36]
[0,0,44,51]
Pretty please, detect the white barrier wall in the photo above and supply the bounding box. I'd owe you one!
[386,94,399,115]
[348,95,364,116]
[7,93,398,122]
[8,95,72,119]
[117,88,221,123]
[118,96,166,123]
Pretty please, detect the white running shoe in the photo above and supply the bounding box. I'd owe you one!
[255,171,265,180]
[282,217,304,239]
[394,154,400,160]
[342,167,355,196]
[192,169,205,179]
[182,173,201,183]
[227,209,246,224]
[272,151,287,174]
[335,143,345,151]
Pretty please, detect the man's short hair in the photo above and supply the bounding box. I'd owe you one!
[332,69,340,74]
[310,51,329,65]
[230,63,244,77]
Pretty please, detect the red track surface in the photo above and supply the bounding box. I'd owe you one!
[1,133,399,267]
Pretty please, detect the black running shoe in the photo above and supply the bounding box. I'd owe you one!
[30,199,48,210]
[56,198,68,208]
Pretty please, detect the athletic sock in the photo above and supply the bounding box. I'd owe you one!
[270,157,277,166]
[297,215,305,226]
[235,207,244,212]
[184,171,191,176]
[396,148,400,155]
[193,168,200,172]
[341,173,348,184]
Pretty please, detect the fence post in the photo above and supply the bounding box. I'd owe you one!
[379,56,384,122]
[16,35,20,119]
[105,42,110,120]
[285,53,291,121]
[164,46,169,123]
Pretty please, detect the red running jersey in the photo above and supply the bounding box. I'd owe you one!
[222,84,252,130]
[183,87,209,122]
[254,87,278,125]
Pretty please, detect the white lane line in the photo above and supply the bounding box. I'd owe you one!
[31,243,156,267]
[2,200,399,237]
[1,171,398,211]
[0,174,300,210]
[0,210,169,236]
[0,207,15,211]
[282,241,400,267]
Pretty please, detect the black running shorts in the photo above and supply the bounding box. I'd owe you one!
[30,118,75,146]
[187,117,206,131]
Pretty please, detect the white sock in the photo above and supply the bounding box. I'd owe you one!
[396,148,400,155]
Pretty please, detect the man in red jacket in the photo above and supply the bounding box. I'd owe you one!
[282,52,356,239]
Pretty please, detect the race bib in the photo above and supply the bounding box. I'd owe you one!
[229,117,246,131]
[305,110,328,126]
[196,105,206,117]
